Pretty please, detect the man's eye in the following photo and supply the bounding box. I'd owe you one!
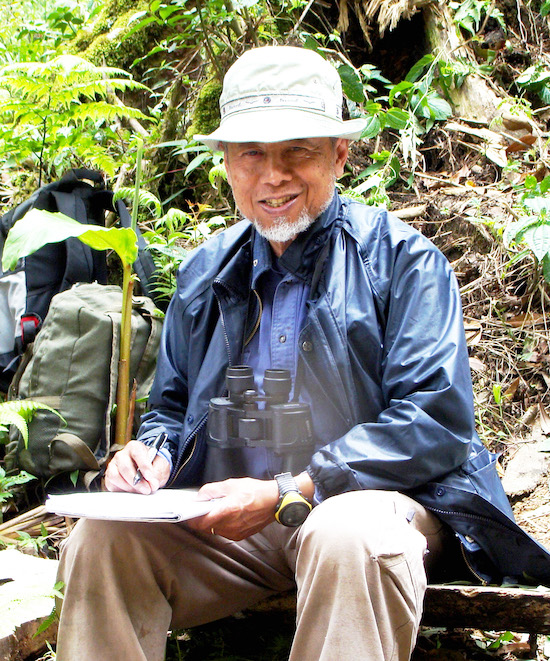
[288,146,308,156]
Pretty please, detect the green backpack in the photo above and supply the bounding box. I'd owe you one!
[6,282,163,486]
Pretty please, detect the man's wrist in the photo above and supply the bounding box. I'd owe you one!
[295,471,315,502]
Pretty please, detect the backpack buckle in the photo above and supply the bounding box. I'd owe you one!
[20,314,41,346]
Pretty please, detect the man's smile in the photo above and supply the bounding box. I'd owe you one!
[261,194,298,208]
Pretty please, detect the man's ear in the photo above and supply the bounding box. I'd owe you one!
[334,139,349,178]
[221,144,233,187]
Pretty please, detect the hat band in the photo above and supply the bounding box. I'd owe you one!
[221,93,342,121]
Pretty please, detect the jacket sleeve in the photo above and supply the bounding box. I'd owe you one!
[307,212,475,500]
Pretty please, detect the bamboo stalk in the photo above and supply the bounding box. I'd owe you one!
[125,379,137,444]
[115,264,135,446]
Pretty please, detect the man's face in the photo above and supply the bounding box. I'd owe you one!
[224,137,349,254]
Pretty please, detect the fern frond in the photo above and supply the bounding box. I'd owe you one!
[75,146,119,178]
[114,188,162,218]
[160,208,192,226]
[0,55,133,79]
[208,163,228,188]
[70,78,149,98]
[0,78,52,101]
[0,409,29,444]
[0,401,65,448]
[70,101,150,123]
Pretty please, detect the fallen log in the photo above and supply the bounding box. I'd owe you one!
[248,583,550,635]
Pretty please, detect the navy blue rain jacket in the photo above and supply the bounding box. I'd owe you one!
[139,194,550,586]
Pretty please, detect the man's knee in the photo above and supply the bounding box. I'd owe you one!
[297,490,428,564]
[60,518,143,571]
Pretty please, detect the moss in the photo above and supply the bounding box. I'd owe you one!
[0,171,38,213]
[186,79,223,141]
[71,0,161,74]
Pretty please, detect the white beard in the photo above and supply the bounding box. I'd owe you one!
[253,210,315,243]
[251,179,335,244]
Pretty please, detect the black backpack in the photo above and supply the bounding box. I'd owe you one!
[0,168,158,391]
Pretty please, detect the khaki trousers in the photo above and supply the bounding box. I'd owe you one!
[55,490,447,661]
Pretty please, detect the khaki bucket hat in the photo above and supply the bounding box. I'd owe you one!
[195,46,367,151]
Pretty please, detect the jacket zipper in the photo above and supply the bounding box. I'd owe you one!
[244,289,262,347]
[424,505,522,585]
[214,279,233,366]
[460,542,487,584]
[169,279,238,485]
[167,414,207,486]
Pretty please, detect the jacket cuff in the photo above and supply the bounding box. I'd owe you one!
[307,450,361,500]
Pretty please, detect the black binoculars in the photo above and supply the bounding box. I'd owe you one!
[207,365,314,473]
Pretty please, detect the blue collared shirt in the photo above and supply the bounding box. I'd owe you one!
[236,241,310,478]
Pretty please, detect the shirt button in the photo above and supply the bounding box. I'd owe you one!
[302,341,313,352]
[253,259,258,266]
[279,334,287,343]
[187,415,194,424]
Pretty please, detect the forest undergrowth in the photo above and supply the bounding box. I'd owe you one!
[2,0,550,659]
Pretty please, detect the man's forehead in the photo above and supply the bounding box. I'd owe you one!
[222,137,331,149]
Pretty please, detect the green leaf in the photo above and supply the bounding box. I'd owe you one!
[405,54,435,83]
[524,196,550,214]
[337,64,365,104]
[70,470,79,487]
[523,223,550,261]
[423,93,453,120]
[388,80,414,106]
[2,209,138,271]
[360,114,382,139]
[384,108,410,130]
[503,216,536,248]
[185,152,212,177]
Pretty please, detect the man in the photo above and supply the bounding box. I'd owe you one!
[55,46,550,661]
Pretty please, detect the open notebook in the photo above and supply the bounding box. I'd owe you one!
[45,488,216,523]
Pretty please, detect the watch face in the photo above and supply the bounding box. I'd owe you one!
[279,500,311,527]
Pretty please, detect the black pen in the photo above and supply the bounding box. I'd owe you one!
[133,432,168,486]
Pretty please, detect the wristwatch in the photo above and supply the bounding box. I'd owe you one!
[274,472,312,527]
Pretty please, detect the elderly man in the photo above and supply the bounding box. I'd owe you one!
[55,46,550,661]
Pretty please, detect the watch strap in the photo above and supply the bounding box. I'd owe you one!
[275,472,300,498]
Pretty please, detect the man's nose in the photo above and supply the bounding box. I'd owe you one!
[260,153,292,185]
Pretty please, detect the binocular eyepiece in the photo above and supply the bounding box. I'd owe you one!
[207,365,314,473]
[225,365,292,404]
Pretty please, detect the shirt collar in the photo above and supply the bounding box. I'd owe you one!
[250,192,343,287]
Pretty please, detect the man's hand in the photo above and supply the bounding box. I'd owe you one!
[186,472,315,541]
[104,440,170,494]
[186,477,279,541]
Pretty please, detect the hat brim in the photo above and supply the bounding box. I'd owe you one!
[194,109,368,151]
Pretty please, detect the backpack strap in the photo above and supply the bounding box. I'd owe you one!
[131,296,163,411]
[115,198,160,304]
[51,190,97,288]
[58,169,105,187]
[50,433,101,471]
